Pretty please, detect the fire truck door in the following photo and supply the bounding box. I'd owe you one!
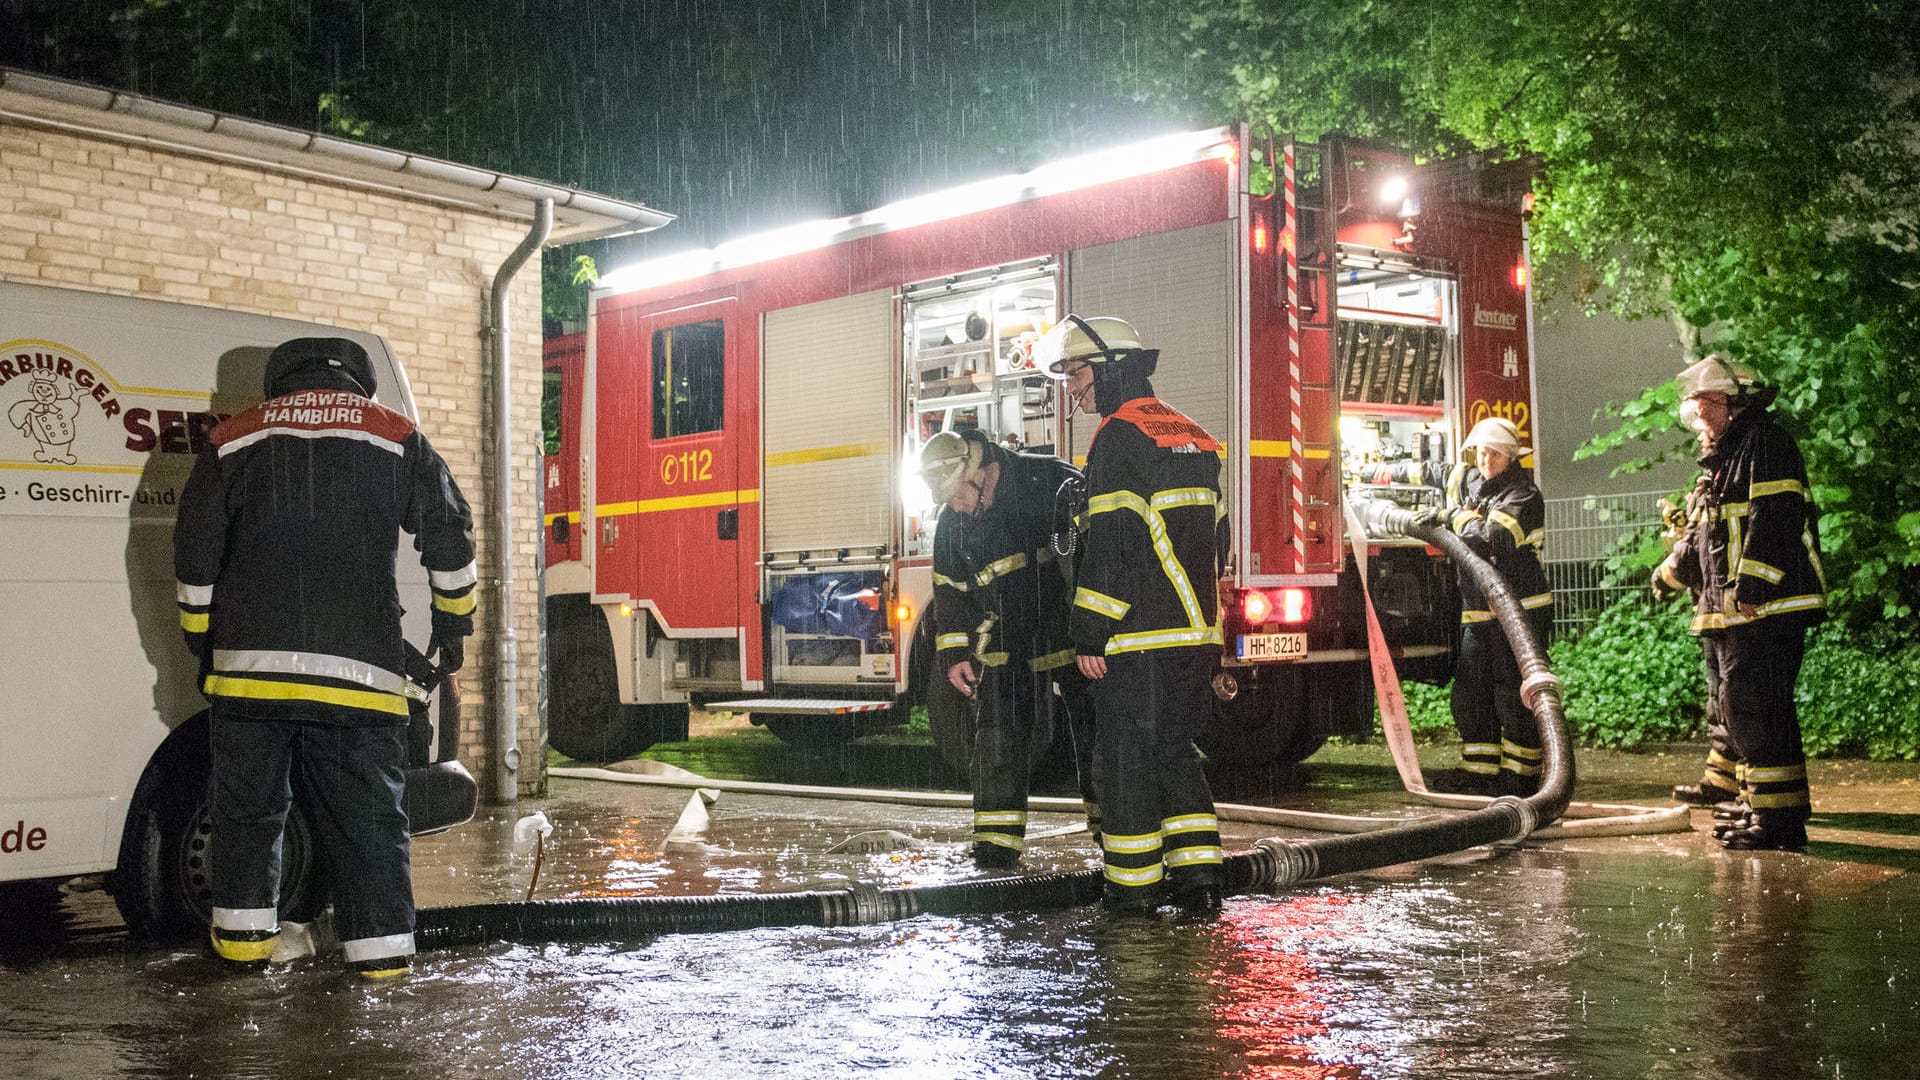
[596,298,743,634]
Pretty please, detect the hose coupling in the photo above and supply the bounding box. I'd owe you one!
[1519,671,1563,710]
[1249,837,1319,890]
[1487,795,1539,843]
[822,881,900,926]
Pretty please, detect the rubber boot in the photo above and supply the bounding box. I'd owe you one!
[971,841,1021,870]
[1718,812,1808,852]
[350,955,413,980]
[1672,782,1741,807]
[1426,768,1494,796]
[208,926,278,969]
[1101,881,1164,917]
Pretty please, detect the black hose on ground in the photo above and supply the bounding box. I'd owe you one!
[416,499,1570,950]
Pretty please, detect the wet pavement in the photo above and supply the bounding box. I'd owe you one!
[4,747,1919,1080]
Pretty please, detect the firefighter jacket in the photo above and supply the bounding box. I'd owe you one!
[1070,395,1228,657]
[1372,458,1551,624]
[932,432,1081,676]
[1656,405,1825,633]
[174,387,476,724]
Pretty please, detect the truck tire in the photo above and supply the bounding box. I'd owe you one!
[113,717,328,943]
[1197,666,1327,769]
[547,596,656,763]
[756,713,864,749]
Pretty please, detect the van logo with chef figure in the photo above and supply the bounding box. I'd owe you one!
[4,345,127,465]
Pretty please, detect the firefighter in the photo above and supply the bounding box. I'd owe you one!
[1652,354,1825,851]
[174,337,476,977]
[920,427,1098,869]
[1039,314,1228,915]
[1366,416,1553,796]
[1656,461,1744,807]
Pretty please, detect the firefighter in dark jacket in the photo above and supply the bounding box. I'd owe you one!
[1040,314,1227,916]
[1653,354,1825,851]
[174,337,476,977]
[1367,416,1553,796]
[921,428,1097,869]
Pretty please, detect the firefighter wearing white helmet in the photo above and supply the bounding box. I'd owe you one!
[918,428,1099,867]
[1653,352,1824,850]
[1046,313,1228,915]
[1362,414,1552,796]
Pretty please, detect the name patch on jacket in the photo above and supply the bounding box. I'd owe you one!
[1100,398,1222,452]
[213,390,415,458]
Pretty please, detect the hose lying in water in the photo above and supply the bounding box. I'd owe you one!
[416,503,1569,951]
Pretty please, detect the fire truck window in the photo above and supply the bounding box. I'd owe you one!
[651,320,725,439]
[540,368,563,457]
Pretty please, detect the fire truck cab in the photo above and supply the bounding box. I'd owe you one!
[541,125,1537,770]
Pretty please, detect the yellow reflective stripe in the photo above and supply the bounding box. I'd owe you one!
[1706,749,1740,770]
[1248,440,1291,458]
[1525,528,1546,549]
[1749,478,1805,499]
[1503,760,1543,776]
[1460,610,1495,624]
[1162,814,1219,835]
[1461,742,1501,757]
[932,572,969,592]
[543,509,581,526]
[1488,508,1527,546]
[1165,846,1224,867]
[975,552,1029,586]
[1739,559,1785,584]
[1104,864,1165,886]
[180,610,209,633]
[978,651,1010,667]
[764,442,887,467]
[432,591,477,616]
[1501,740,1543,761]
[1521,592,1554,610]
[1760,594,1823,616]
[936,633,970,651]
[1073,587,1131,620]
[597,488,760,517]
[177,581,215,606]
[202,675,410,716]
[1658,562,1685,589]
[1719,500,1750,518]
[1748,791,1811,809]
[1106,627,1222,653]
[973,811,1028,826]
[1101,831,1163,854]
[1449,508,1480,531]
[1446,463,1468,505]
[1088,490,1150,517]
[1030,649,1074,672]
[1745,764,1808,783]
[1150,487,1217,512]
[1461,761,1500,776]
[974,833,1027,851]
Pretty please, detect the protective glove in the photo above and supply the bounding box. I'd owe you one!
[430,628,466,676]
[1650,576,1677,603]
[1409,507,1444,530]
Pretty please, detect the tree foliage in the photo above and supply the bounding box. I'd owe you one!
[1168,0,1920,627]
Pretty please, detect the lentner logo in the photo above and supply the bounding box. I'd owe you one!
[1473,303,1519,331]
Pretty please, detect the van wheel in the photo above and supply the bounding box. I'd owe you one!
[113,718,328,943]
[547,597,655,763]
[758,713,863,749]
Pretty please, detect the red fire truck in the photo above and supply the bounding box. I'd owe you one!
[540,125,1537,769]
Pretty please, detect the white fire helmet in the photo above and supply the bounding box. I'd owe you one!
[919,431,984,505]
[1676,353,1760,431]
[1035,315,1151,377]
[1462,416,1530,458]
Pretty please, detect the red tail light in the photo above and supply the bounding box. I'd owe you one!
[1241,589,1272,623]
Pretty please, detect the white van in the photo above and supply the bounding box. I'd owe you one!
[0,279,475,939]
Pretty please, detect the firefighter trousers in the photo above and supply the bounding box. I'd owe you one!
[1705,618,1811,824]
[1450,612,1553,792]
[1090,649,1222,903]
[209,708,416,963]
[970,656,1098,854]
[1695,643,1744,797]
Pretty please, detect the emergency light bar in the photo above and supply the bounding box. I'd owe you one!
[596,128,1238,295]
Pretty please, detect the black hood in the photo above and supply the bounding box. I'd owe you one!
[1091,356,1157,416]
[265,337,377,398]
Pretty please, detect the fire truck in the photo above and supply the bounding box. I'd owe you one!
[540,125,1538,770]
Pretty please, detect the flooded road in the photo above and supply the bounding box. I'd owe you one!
[5,771,1917,1079]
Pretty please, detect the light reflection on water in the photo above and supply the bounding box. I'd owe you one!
[2,779,1916,1080]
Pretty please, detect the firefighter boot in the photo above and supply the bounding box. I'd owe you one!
[1672,782,1741,807]
[1426,768,1493,796]
[350,955,414,981]
[1101,880,1165,917]
[972,841,1021,870]
[1718,812,1808,853]
[1167,869,1224,917]
[208,926,279,969]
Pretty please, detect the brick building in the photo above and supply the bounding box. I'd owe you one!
[0,66,670,797]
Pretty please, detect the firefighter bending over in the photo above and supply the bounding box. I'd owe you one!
[175,337,476,977]
[1366,417,1553,796]
[1653,354,1825,852]
[921,428,1099,869]
[1040,314,1227,916]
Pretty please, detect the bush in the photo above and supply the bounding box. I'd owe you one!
[1797,624,1920,760]
[1549,595,1707,748]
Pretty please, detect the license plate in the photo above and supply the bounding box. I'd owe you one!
[1236,632,1307,662]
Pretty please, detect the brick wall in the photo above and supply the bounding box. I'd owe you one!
[1,119,549,795]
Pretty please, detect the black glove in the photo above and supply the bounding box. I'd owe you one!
[430,629,465,676]
[1410,507,1443,530]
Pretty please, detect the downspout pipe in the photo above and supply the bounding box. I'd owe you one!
[484,197,553,805]
[413,499,1574,948]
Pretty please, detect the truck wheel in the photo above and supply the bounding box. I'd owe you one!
[1197,666,1327,768]
[757,712,872,749]
[114,718,328,943]
[547,597,655,763]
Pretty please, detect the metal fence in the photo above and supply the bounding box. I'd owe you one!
[1543,489,1672,639]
